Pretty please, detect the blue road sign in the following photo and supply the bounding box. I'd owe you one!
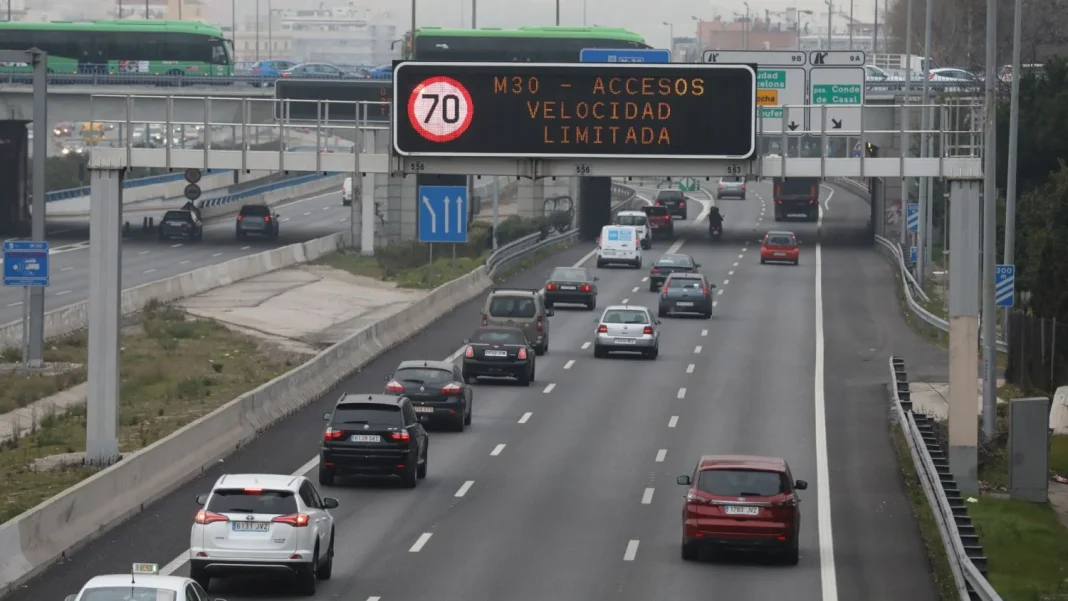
[418,185,468,244]
[580,48,672,63]
[906,203,919,232]
[3,240,49,287]
[995,264,1015,307]
[909,247,917,263]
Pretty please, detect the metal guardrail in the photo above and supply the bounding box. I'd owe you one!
[888,357,1003,601]
[44,169,231,202]
[195,172,335,210]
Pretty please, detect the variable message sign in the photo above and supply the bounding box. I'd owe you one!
[392,61,757,159]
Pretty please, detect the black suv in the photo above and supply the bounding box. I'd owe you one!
[384,360,473,432]
[654,189,689,220]
[158,209,203,241]
[236,204,280,240]
[319,393,429,488]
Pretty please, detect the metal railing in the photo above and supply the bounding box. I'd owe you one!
[888,357,1003,601]
[195,172,333,209]
[43,169,231,202]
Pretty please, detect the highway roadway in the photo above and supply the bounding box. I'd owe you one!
[0,191,350,325]
[0,181,942,601]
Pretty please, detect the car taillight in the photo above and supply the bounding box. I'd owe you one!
[597,325,608,333]
[651,267,660,274]
[251,68,262,75]
[464,346,474,358]
[929,72,935,80]
[271,513,310,527]
[685,492,711,505]
[264,215,271,222]
[546,283,556,291]
[195,510,229,525]
[281,72,291,77]
[517,347,528,359]
[702,286,710,295]
[717,182,723,188]
[655,201,662,205]
[580,284,591,292]
[536,316,544,332]
[665,214,671,221]
[741,184,746,190]
[642,326,653,335]
[481,315,488,326]
[441,382,463,394]
[385,380,404,393]
[390,431,411,442]
[323,427,345,441]
[236,215,243,221]
[679,201,685,207]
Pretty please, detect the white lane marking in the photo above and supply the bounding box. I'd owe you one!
[677,388,687,399]
[341,217,348,222]
[623,540,640,561]
[723,279,730,285]
[55,290,71,296]
[717,289,724,296]
[694,345,702,354]
[655,449,667,462]
[455,480,475,498]
[211,252,222,257]
[60,266,73,272]
[171,244,183,248]
[367,597,381,601]
[581,341,591,350]
[686,364,695,374]
[815,227,838,601]
[668,415,679,428]
[409,533,433,552]
[241,246,250,250]
[621,298,629,304]
[641,488,655,504]
[322,206,330,211]
[728,270,734,276]
[282,217,291,222]
[666,239,685,253]
[179,260,190,265]
[738,253,744,259]
[713,301,719,307]
[564,360,575,370]
[159,554,188,577]
[143,268,156,274]
[641,276,648,282]
[6,301,22,307]
[542,383,556,394]
[303,211,312,216]
[732,262,739,267]
[700,329,708,336]
[820,184,836,211]
[139,250,150,255]
[632,286,639,293]
[518,412,532,424]
[490,443,507,456]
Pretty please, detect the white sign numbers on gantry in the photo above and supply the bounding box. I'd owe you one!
[703,50,866,135]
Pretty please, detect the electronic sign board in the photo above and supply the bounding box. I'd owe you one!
[274,79,391,122]
[391,61,757,159]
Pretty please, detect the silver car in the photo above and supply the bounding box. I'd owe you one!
[715,176,746,200]
[593,305,661,360]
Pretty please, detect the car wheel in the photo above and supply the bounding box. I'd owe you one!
[741,194,747,200]
[190,563,210,591]
[596,259,605,268]
[793,259,800,266]
[296,551,317,595]
[544,300,553,310]
[781,540,800,565]
[400,460,418,488]
[530,361,536,382]
[464,399,473,425]
[317,464,335,486]
[703,310,713,319]
[649,282,658,292]
[681,541,698,561]
[535,341,547,356]
[517,368,531,386]
[316,533,334,580]
[417,444,428,478]
[451,411,465,432]
[593,345,606,358]
[586,297,596,310]
[649,345,659,360]
[463,371,477,384]
[760,258,767,264]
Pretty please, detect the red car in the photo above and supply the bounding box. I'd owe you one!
[676,454,808,564]
[759,231,801,265]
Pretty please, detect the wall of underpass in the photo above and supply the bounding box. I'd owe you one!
[0,121,29,236]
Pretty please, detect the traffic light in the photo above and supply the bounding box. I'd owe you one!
[865,142,879,158]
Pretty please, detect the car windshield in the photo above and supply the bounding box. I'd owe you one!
[550,268,587,282]
[206,488,298,515]
[489,296,536,318]
[395,367,453,385]
[721,176,743,182]
[162,211,192,222]
[472,329,526,344]
[617,215,647,226]
[657,255,692,267]
[767,235,795,246]
[331,403,401,425]
[241,205,270,216]
[667,277,703,290]
[657,191,684,200]
[697,469,788,497]
[81,588,177,601]
[601,309,649,324]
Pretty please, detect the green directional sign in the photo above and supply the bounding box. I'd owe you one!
[757,70,787,90]
[678,177,698,192]
[812,84,862,105]
[760,107,784,119]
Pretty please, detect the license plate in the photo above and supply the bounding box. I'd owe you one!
[724,506,760,516]
[232,522,270,532]
[560,285,577,290]
[414,406,434,413]
[677,301,694,307]
[484,350,508,357]
[167,221,185,226]
[614,338,637,344]
[774,252,786,257]
[603,250,616,255]
[350,434,381,442]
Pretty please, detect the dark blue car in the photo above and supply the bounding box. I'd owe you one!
[368,64,392,80]
[248,59,296,86]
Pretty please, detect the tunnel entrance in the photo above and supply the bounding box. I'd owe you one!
[0,120,29,236]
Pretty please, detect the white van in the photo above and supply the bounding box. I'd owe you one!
[596,225,642,269]
[342,177,353,206]
[615,210,652,249]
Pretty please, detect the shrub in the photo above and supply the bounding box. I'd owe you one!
[373,216,546,275]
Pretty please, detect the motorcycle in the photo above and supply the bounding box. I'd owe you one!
[709,222,723,240]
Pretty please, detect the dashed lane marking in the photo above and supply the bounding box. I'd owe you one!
[211,252,222,257]
[542,383,556,394]
[581,342,591,350]
[143,269,156,274]
[686,364,695,374]
[171,244,182,248]
[677,388,687,399]
[409,533,433,552]
[668,415,679,428]
[694,345,702,354]
[655,449,667,462]
[241,246,250,250]
[60,266,73,272]
[641,276,648,282]
[623,540,640,561]
[518,412,532,424]
[564,360,575,370]
[55,290,71,296]
[632,286,639,293]
[621,298,629,304]
[139,250,150,255]
[179,260,190,265]
[641,488,655,504]
[491,443,506,456]
[700,329,708,336]
[455,481,474,498]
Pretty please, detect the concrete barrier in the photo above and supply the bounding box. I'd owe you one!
[0,248,495,595]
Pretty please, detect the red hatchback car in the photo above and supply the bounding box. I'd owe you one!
[760,231,801,265]
[676,455,808,564]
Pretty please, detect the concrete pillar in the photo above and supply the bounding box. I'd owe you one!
[947,178,982,494]
[515,179,545,220]
[85,167,124,466]
[0,121,28,236]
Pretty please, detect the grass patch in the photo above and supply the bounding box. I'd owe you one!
[0,334,89,414]
[312,251,383,280]
[1051,435,1068,477]
[393,253,489,289]
[890,421,960,601]
[0,303,292,524]
[969,495,1068,600]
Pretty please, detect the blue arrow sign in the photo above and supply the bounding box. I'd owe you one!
[418,185,468,244]
[3,240,50,287]
[580,48,671,63]
[909,247,917,263]
[906,203,919,232]
[995,264,1015,307]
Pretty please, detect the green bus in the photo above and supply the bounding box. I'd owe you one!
[405,26,651,62]
[0,20,233,78]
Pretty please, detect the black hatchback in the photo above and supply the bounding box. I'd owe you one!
[461,326,536,386]
[649,253,700,291]
[544,266,599,310]
[319,393,429,488]
[384,360,472,432]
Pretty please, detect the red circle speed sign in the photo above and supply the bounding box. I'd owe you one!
[406,76,474,143]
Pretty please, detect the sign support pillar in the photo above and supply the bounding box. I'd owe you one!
[29,48,48,368]
[947,178,981,494]
[86,166,124,467]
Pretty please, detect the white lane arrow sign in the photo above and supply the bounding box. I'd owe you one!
[443,196,451,234]
[421,195,437,232]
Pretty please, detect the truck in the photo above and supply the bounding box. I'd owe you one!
[772,177,821,222]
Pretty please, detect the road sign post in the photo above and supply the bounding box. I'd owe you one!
[907,202,920,231]
[910,247,918,263]
[703,50,807,135]
[808,51,865,134]
[579,48,671,63]
[419,185,469,243]
[995,264,1015,307]
[3,241,50,369]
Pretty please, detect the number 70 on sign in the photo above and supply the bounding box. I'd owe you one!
[418,185,468,243]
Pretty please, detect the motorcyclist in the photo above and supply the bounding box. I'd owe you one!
[708,206,724,229]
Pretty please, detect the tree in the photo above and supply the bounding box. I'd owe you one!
[1014,161,1068,320]
[995,58,1068,200]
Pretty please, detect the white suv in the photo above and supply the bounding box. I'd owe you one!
[189,473,338,595]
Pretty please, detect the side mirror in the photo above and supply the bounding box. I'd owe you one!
[709,283,717,288]
[676,475,691,486]
[593,277,600,281]
[321,497,340,509]
[545,309,555,317]
[462,338,471,344]
[195,493,208,505]
[479,308,485,315]
[695,263,701,267]
[322,412,331,421]
[794,479,808,490]
[384,374,392,381]
[655,319,662,325]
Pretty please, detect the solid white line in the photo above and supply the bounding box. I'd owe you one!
[171,244,182,248]
[621,298,629,304]
[700,329,708,336]
[666,239,685,253]
[518,412,532,424]
[677,388,687,399]
[211,252,222,257]
[655,449,667,462]
[159,555,188,577]
[143,269,156,274]
[179,260,190,265]
[241,245,250,250]
[694,345,702,354]
[623,540,640,561]
[668,415,679,428]
[564,360,575,370]
[139,250,150,255]
[820,184,836,211]
[409,532,433,552]
[61,266,73,272]
[632,286,639,293]
[542,383,556,394]
[641,488,655,504]
[686,364,695,374]
[490,443,506,456]
[581,341,591,350]
[455,480,475,498]
[55,290,71,296]
[815,233,838,600]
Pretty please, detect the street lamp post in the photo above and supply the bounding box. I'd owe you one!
[825,0,833,49]
[255,0,260,61]
[849,0,854,49]
[267,0,273,59]
[556,0,560,25]
[144,0,148,19]
[662,21,673,53]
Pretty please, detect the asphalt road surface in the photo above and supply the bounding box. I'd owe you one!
[0,191,351,325]
[1,182,942,601]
